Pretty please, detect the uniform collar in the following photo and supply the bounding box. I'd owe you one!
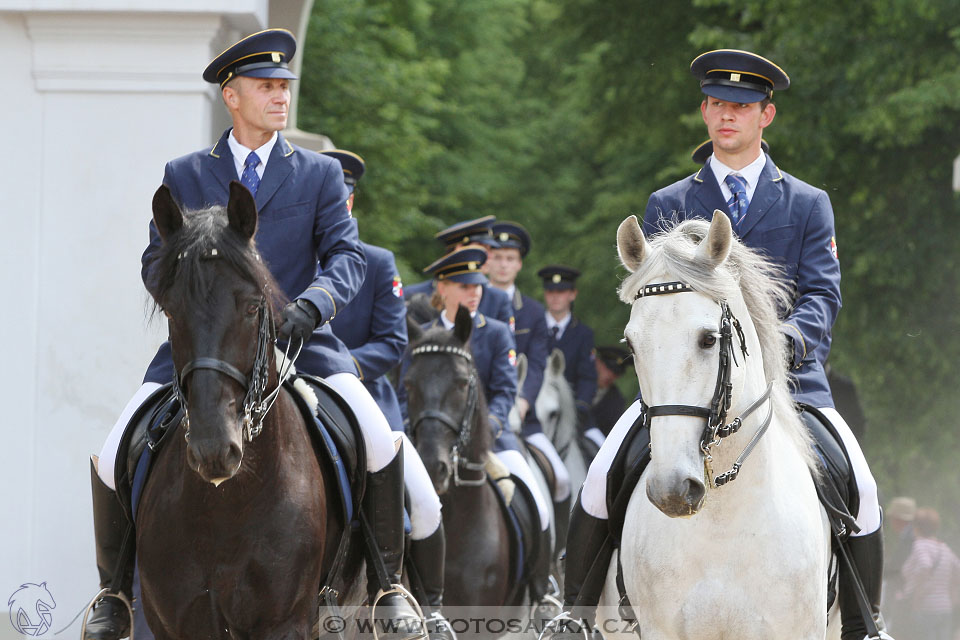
[708,151,766,199]
[227,129,278,179]
[546,312,573,338]
[441,309,478,329]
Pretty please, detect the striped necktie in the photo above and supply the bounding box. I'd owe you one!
[241,151,261,197]
[724,173,749,224]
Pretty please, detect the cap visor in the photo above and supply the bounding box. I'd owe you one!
[702,85,767,104]
[446,272,489,285]
[240,67,299,80]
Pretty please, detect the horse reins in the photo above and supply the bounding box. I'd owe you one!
[172,248,300,443]
[409,343,487,486]
[634,281,774,488]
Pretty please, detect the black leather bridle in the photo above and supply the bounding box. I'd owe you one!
[409,343,486,487]
[171,248,294,444]
[633,281,774,487]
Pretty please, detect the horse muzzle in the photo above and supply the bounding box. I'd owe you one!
[646,474,706,518]
[186,431,243,486]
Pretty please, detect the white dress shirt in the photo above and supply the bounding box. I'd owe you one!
[228,129,278,181]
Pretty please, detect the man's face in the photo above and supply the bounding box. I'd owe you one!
[700,98,775,157]
[224,76,291,135]
[488,248,523,286]
[543,288,577,315]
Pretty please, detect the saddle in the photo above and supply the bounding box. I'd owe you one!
[525,440,557,502]
[490,471,540,605]
[604,404,859,544]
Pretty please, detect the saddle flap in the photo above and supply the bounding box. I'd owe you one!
[295,374,366,489]
[799,405,860,538]
[606,412,651,543]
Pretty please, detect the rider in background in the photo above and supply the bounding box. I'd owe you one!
[537,265,598,440]
[399,245,557,608]
[85,30,422,640]
[590,346,630,442]
[325,150,454,640]
[553,49,892,640]
[404,216,515,326]
[488,221,572,555]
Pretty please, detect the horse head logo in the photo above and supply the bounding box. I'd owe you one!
[7,582,56,636]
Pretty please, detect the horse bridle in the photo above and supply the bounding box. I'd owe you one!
[634,281,774,488]
[171,248,297,443]
[409,343,487,487]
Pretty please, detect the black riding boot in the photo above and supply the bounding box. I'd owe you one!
[408,523,456,640]
[83,457,135,640]
[364,448,427,640]
[839,527,894,640]
[542,494,611,640]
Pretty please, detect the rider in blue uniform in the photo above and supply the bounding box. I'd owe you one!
[537,265,597,438]
[86,30,422,640]
[552,50,891,640]
[488,222,572,551]
[399,245,557,606]
[404,216,515,326]
[325,149,453,640]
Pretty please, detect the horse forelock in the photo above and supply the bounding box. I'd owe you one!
[149,206,284,318]
[408,325,492,456]
[618,219,818,474]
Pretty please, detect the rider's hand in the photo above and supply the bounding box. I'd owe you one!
[516,397,530,421]
[279,299,321,343]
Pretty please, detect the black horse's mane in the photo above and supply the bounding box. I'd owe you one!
[147,206,284,317]
[410,325,493,458]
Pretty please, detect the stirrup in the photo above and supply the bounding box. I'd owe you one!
[369,583,427,640]
[538,611,591,640]
[530,575,563,621]
[80,588,135,640]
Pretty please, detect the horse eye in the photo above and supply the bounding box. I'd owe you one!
[246,303,260,316]
[701,333,718,348]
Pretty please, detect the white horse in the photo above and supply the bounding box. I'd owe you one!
[597,212,837,640]
[536,349,588,497]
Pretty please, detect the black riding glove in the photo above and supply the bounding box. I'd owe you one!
[279,299,321,343]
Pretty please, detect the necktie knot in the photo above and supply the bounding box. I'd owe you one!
[724,173,749,224]
[551,326,560,339]
[241,151,262,196]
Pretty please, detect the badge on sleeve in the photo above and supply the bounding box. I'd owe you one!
[508,349,517,367]
[509,316,516,333]
[829,236,839,260]
[392,275,403,298]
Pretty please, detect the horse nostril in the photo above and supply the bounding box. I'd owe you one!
[682,478,706,507]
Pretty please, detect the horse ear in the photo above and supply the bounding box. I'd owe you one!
[406,315,424,343]
[549,348,566,377]
[227,181,258,239]
[152,185,183,240]
[453,305,473,345]
[695,210,733,268]
[515,352,528,387]
[617,215,650,273]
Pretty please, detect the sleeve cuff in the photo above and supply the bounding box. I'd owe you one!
[302,286,338,324]
[781,324,806,369]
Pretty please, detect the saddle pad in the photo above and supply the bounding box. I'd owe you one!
[489,475,526,591]
[297,374,365,488]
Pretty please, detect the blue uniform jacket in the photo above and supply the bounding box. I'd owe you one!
[399,313,520,453]
[141,129,364,384]
[548,316,597,427]
[641,153,840,408]
[511,289,549,437]
[330,242,407,428]
[403,280,515,327]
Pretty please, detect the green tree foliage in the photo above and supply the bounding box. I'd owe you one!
[300,0,960,515]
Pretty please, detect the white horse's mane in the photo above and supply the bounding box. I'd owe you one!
[618,219,818,475]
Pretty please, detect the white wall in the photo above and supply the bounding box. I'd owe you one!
[0,2,314,636]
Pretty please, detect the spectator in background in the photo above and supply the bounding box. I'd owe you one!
[886,497,917,635]
[897,507,959,640]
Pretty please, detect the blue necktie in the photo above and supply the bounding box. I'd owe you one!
[241,151,261,197]
[724,173,749,224]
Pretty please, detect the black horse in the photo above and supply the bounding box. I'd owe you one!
[136,183,363,639]
[404,308,522,617]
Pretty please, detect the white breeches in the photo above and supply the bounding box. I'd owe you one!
[399,433,443,540]
[579,400,882,535]
[525,431,572,502]
[498,449,551,531]
[97,373,401,488]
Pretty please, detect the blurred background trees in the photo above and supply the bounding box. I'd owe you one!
[299,0,960,519]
